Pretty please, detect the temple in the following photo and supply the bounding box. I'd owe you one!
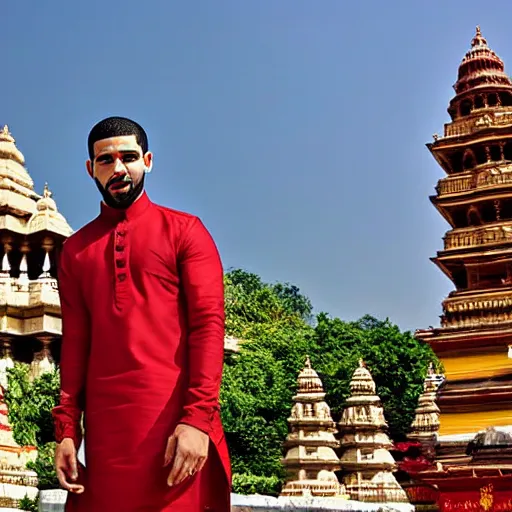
[416,26,512,440]
[412,27,512,510]
[338,361,408,504]
[280,357,346,498]
[0,125,72,509]
[407,363,441,447]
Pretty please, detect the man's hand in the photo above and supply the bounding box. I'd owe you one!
[164,424,209,486]
[55,438,84,494]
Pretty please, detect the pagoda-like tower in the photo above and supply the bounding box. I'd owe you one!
[280,357,347,498]
[416,27,512,439]
[407,363,441,445]
[338,361,409,504]
[0,124,72,510]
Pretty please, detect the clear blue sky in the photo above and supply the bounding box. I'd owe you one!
[4,1,512,332]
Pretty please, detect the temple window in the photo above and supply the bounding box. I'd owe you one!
[488,93,498,106]
[490,145,502,162]
[460,98,472,116]
[463,149,476,170]
[475,95,485,109]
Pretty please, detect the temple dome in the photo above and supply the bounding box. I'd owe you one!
[454,26,512,95]
[0,125,36,193]
[349,360,376,395]
[27,184,73,236]
[297,356,324,394]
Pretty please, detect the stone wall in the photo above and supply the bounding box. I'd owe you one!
[38,491,415,512]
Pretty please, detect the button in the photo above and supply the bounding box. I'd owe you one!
[118,273,127,282]
[115,245,124,252]
[116,259,126,268]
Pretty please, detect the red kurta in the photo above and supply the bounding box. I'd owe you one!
[52,192,231,512]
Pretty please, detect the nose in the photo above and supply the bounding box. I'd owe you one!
[114,158,127,174]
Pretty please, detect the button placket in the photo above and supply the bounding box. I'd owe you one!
[114,220,130,308]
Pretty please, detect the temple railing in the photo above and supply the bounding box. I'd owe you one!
[440,310,512,328]
[443,290,512,314]
[436,171,512,196]
[443,110,512,138]
[444,222,512,250]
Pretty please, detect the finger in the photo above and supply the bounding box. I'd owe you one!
[196,455,207,474]
[167,450,186,486]
[164,436,177,467]
[56,467,84,494]
[174,455,194,486]
[67,453,78,481]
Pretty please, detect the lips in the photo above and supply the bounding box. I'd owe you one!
[108,176,132,192]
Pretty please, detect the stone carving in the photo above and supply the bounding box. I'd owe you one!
[280,357,347,498]
[338,361,409,504]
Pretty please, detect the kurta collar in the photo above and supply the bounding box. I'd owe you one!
[99,191,152,222]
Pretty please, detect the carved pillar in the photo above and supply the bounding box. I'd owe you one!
[494,200,502,221]
[17,241,30,286]
[485,145,491,162]
[0,339,13,391]
[29,337,55,382]
[40,237,55,279]
[499,142,505,161]
[0,237,12,278]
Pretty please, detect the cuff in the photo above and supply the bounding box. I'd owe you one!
[179,405,219,435]
[52,407,83,449]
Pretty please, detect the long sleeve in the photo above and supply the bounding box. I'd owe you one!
[178,217,225,435]
[52,242,91,449]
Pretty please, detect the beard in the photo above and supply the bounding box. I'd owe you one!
[95,173,145,210]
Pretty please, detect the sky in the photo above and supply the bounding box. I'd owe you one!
[4,1,512,332]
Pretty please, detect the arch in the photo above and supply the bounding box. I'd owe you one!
[467,206,483,227]
[463,149,477,170]
[460,98,473,116]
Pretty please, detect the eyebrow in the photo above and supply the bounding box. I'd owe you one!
[95,148,141,159]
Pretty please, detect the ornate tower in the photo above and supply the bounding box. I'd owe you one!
[407,363,441,445]
[338,361,409,504]
[0,124,72,509]
[416,27,512,439]
[280,357,346,498]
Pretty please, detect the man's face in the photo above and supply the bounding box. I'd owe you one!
[86,135,152,204]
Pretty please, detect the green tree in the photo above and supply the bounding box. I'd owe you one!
[222,269,439,494]
[5,364,60,489]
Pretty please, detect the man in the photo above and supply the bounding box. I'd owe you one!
[52,116,231,511]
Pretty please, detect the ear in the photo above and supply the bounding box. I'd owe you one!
[86,159,94,178]
[143,152,153,173]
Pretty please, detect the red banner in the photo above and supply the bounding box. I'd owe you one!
[440,484,512,511]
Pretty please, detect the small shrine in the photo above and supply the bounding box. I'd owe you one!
[280,357,347,498]
[338,360,409,504]
[407,363,441,446]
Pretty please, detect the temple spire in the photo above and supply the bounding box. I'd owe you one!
[338,362,409,504]
[280,357,347,498]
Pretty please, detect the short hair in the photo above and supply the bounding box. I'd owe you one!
[87,116,148,160]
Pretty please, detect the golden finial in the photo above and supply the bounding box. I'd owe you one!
[358,359,365,368]
[43,183,52,199]
[471,25,487,47]
[304,355,311,369]
[1,125,8,135]
[427,361,434,375]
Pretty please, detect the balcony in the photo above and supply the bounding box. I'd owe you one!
[443,289,512,314]
[444,222,512,250]
[437,170,512,196]
[443,110,512,139]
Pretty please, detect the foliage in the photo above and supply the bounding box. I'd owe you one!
[221,269,439,492]
[18,495,38,512]
[232,473,281,497]
[5,364,60,489]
